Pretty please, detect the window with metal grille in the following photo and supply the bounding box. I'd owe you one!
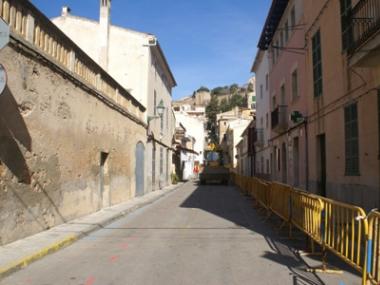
[292,69,298,100]
[345,103,359,175]
[290,6,296,28]
[285,20,289,42]
[340,0,353,51]
[312,30,323,97]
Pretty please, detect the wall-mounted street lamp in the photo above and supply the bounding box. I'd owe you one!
[148,99,165,123]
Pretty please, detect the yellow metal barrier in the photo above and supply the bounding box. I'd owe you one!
[291,189,324,243]
[269,182,292,223]
[365,211,380,284]
[315,197,368,284]
[253,180,271,211]
[231,174,370,285]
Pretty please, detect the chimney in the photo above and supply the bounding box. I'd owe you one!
[99,0,111,71]
[61,6,71,17]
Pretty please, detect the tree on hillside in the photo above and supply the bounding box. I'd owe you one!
[219,98,230,113]
[205,95,219,144]
[197,86,210,93]
[229,84,239,94]
[229,94,245,108]
[211,86,229,95]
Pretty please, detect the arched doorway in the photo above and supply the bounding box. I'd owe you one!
[135,142,145,197]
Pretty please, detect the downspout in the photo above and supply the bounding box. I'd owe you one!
[305,119,309,191]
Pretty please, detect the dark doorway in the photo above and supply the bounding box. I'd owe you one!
[100,152,110,209]
[281,143,287,183]
[317,134,326,197]
[135,142,145,197]
[152,146,156,191]
[293,137,299,187]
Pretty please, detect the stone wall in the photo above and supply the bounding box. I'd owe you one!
[0,41,146,245]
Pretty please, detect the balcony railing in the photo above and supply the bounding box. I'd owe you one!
[271,105,288,132]
[350,0,380,53]
[254,128,264,147]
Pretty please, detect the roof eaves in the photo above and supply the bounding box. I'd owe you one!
[257,0,289,50]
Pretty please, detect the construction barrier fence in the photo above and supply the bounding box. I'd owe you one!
[232,173,377,285]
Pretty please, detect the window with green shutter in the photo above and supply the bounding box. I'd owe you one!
[340,0,353,51]
[312,30,323,97]
[345,103,359,176]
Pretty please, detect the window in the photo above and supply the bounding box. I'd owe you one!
[312,30,323,97]
[265,74,269,90]
[166,109,169,130]
[161,111,164,132]
[275,40,279,58]
[272,96,276,109]
[292,69,298,100]
[280,84,286,105]
[154,90,157,115]
[160,147,163,174]
[340,0,353,51]
[280,31,284,49]
[345,103,359,175]
[252,95,256,102]
[285,21,289,42]
[290,6,296,28]
[260,117,264,127]
[266,159,270,174]
[260,84,263,99]
[152,147,156,188]
[266,113,269,128]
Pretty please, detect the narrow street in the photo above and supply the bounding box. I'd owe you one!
[0,183,359,285]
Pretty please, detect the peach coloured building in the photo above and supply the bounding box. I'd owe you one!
[304,0,380,209]
[256,0,308,188]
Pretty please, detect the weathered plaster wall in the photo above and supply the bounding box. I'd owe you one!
[0,43,146,245]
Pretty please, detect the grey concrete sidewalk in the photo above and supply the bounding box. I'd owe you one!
[0,182,183,278]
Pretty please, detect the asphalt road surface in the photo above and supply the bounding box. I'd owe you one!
[0,182,360,285]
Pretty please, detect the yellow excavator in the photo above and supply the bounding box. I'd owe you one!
[199,143,230,185]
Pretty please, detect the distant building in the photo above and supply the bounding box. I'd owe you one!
[252,50,271,181]
[246,77,257,111]
[173,110,206,166]
[173,124,198,181]
[53,1,177,192]
[236,121,256,176]
[217,107,254,144]
[222,118,252,170]
[173,90,211,109]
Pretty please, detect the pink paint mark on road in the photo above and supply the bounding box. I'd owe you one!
[120,242,129,250]
[84,276,95,285]
[109,255,119,263]
[24,278,32,284]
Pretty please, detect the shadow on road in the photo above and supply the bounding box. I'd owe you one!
[180,182,360,285]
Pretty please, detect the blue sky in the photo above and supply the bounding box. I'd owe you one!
[31,0,271,100]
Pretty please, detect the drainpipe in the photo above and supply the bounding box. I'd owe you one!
[305,119,309,191]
